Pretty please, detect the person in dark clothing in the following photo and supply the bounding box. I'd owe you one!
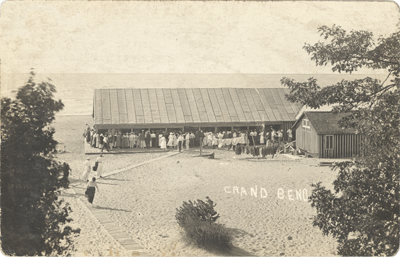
[151,131,156,148]
[155,131,160,148]
[85,177,100,205]
[145,131,151,148]
[86,129,91,143]
[99,133,104,147]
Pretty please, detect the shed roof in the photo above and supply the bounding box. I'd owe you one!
[296,112,357,135]
[93,88,301,126]
[294,104,338,120]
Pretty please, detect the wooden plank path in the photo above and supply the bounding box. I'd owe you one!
[74,185,150,255]
[69,151,181,256]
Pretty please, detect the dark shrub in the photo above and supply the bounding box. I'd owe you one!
[175,197,232,250]
[182,218,233,250]
[175,197,220,227]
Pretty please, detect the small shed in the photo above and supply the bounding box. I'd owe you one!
[293,112,363,158]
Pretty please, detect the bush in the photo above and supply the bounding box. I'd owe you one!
[182,218,233,250]
[175,197,232,250]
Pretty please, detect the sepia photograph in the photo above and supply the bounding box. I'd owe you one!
[1,1,399,256]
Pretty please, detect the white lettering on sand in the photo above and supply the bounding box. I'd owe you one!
[240,187,248,197]
[250,186,257,198]
[277,188,284,199]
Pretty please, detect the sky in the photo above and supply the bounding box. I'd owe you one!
[0,1,399,114]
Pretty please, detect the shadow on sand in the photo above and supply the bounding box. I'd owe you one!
[180,227,253,256]
[209,227,254,256]
[99,177,132,182]
[96,181,118,186]
[68,177,81,184]
[213,246,254,256]
[59,192,82,198]
[93,205,131,212]
[197,244,254,256]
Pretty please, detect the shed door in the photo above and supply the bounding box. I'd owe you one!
[324,135,334,158]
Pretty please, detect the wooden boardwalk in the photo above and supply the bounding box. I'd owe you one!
[69,151,180,256]
[74,185,150,255]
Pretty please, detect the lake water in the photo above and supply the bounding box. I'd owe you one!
[1,73,386,115]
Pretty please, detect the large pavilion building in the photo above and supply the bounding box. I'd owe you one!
[92,88,301,140]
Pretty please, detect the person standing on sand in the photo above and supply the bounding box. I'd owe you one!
[287,128,293,142]
[95,133,100,148]
[277,130,283,144]
[133,132,138,148]
[108,133,113,151]
[177,133,184,152]
[265,132,271,147]
[173,132,178,149]
[145,131,151,148]
[138,130,145,148]
[116,131,122,148]
[151,131,156,148]
[185,132,190,151]
[260,130,265,145]
[271,128,276,144]
[155,131,160,148]
[160,134,167,150]
[167,132,173,148]
[129,133,134,148]
[189,131,194,147]
[85,177,100,205]
[101,133,110,152]
[96,154,104,178]
[82,157,91,182]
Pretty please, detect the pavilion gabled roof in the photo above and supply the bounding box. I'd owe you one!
[93,88,301,125]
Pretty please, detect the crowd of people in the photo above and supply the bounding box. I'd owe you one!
[81,125,293,205]
[83,124,293,153]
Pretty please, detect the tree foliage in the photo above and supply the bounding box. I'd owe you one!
[281,25,399,256]
[1,72,79,255]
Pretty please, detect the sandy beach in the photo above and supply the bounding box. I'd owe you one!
[54,115,339,256]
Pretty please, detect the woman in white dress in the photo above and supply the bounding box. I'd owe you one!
[239,131,247,145]
[132,132,138,148]
[160,135,167,150]
[167,133,174,148]
[96,133,100,148]
[207,132,213,147]
[96,154,104,178]
[185,132,190,150]
[212,133,218,148]
[218,132,224,148]
[172,133,178,149]
[260,130,265,145]
[81,157,91,182]
[129,133,134,148]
